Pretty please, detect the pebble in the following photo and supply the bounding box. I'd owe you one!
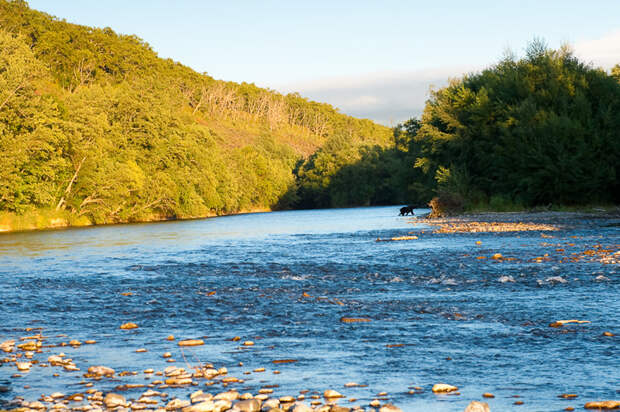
[584,401,620,409]
[166,398,190,409]
[182,400,214,412]
[104,393,127,408]
[234,399,260,412]
[178,339,204,347]
[324,389,344,398]
[482,392,494,398]
[432,384,458,393]
[290,402,312,412]
[464,401,490,412]
[119,323,139,330]
[87,366,115,376]
[379,405,403,412]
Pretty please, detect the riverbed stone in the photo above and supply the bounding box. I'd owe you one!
[178,339,204,347]
[289,402,312,412]
[183,401,215,412]
[324,390,343,399]
[379,405,402,412]
[235,399,260,412]
[120,322,139,330]
[104,393,127,408]
[214,390,239,401]
[87,366,115,376]
[213,399,232,412]
[464,401,490,412]
[166,398,191,410]
[432,384,458,393]
[584,401,620,409]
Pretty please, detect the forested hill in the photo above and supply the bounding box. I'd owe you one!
[0,0,391,229]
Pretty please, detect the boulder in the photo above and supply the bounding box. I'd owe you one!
[464,401,490,412]
[235,399,260,412]
[104,393,127,409]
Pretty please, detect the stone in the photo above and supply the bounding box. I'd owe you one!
[482,393,494,398]
[379,405,402,412]
[183,401,215,412]
[370,399,381,407]
[464,401,490,412]
[16,361,31,371]
[340,317,371,323]
[104,393,127,408]
[279,396,295,403]
[178,339,205,347]
[331,406,351,412]
[213,400,232,412]
[262,398,280,409]
[432,384,458,393]
[584,401,620,409]
[324,390,343,399]
[214,390,239,401]
[88,366,115,376]
[235,399,260,412]
[166,399,191,410]
[289,402,312,412]
[120,322,139,330]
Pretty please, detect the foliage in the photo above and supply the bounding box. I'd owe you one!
[415,41,620,207]
[0,0,391,224]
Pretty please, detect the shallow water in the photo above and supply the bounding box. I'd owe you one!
[0,206,618,411]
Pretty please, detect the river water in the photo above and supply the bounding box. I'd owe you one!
[0,206,618,411]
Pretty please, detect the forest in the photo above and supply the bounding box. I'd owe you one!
[1,0,619,230]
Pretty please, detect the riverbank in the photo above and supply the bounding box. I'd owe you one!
[0,207,272,235]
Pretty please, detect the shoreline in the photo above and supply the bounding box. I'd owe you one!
[2,206,619,236]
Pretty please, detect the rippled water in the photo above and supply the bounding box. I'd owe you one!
[0,206,618,411]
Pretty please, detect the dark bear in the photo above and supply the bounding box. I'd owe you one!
[399,206,414,216]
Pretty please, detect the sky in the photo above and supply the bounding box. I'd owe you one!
[27,0,620,125]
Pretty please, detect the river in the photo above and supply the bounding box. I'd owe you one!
[0,206,618,411]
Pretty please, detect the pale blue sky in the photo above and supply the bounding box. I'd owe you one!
[27,1,620,124]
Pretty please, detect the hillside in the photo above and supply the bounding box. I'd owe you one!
[0,0,392,230]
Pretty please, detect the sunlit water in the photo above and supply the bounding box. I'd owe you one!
[0,206,618,411]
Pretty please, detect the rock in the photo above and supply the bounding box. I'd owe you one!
[235,399,260,412]
[240,393,253,400]
[262,398,280,410]
[369,399,381,407]
[289,402,312,412]
[0,340,14,353]
[491,253,503,260]
[88,366,115,376]
[331,406,351,412]
[243,341,254,346]
[16,361,31,371]
[104,393,127,408]
[166,399,191,410]
[183,401,215,412]
[279,396,295,403]
[178,339,204,347]
[584,401,620,409]
[340,317,371,323]
[324,389,343,399]
[464,401,490,412]
[120,322,139,330]
[482,393,494,398]
[603,331,615,337]
[213,400,232,412]
[214,390,239,401]
[549,319,591,327]
[166,335,175,341]
[379,406,402,412]
[432,384,458,393]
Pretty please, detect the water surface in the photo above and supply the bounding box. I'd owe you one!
[0,207,618,411]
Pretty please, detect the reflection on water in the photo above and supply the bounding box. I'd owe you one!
[0,206,618,411]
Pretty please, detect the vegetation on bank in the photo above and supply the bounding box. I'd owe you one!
[0,0,391,230]
[1,1,619,229]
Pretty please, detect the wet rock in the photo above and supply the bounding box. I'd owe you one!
[262,398,280,410]
[464,401,490,412]
[549,320,590,328]
[0,340,15,353]
[290,402,312,412]
[279,396,295,403]
[104,393,127,408]
[16,361,31,371]
[603,331,615,337]
[214,390,239,401]
[584,401,620,409]
[120,322,139,330]
[331,406,351,412]
[324,390,343,399]
[379,405,402,412]
[340,317,371,323]
[87,366,115,376]
[166,398,191,410]
[235,399,260,412]
[183,401,215,412]
[498,275,515,283]
[178,339,204,347]
[432,384,458,393]
[369,399,381,407]
[482,393,494,398]
[213,399,232,412]
[545,276,567,284]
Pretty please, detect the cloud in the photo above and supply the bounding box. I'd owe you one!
[275,29,620,126]
[277,66,477,126]
[574,29,620,70]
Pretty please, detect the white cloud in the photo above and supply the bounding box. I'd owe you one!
[574,29,620,70]
[276,66,477,126]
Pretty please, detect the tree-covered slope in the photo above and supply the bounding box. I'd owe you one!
[0,0,391,228]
